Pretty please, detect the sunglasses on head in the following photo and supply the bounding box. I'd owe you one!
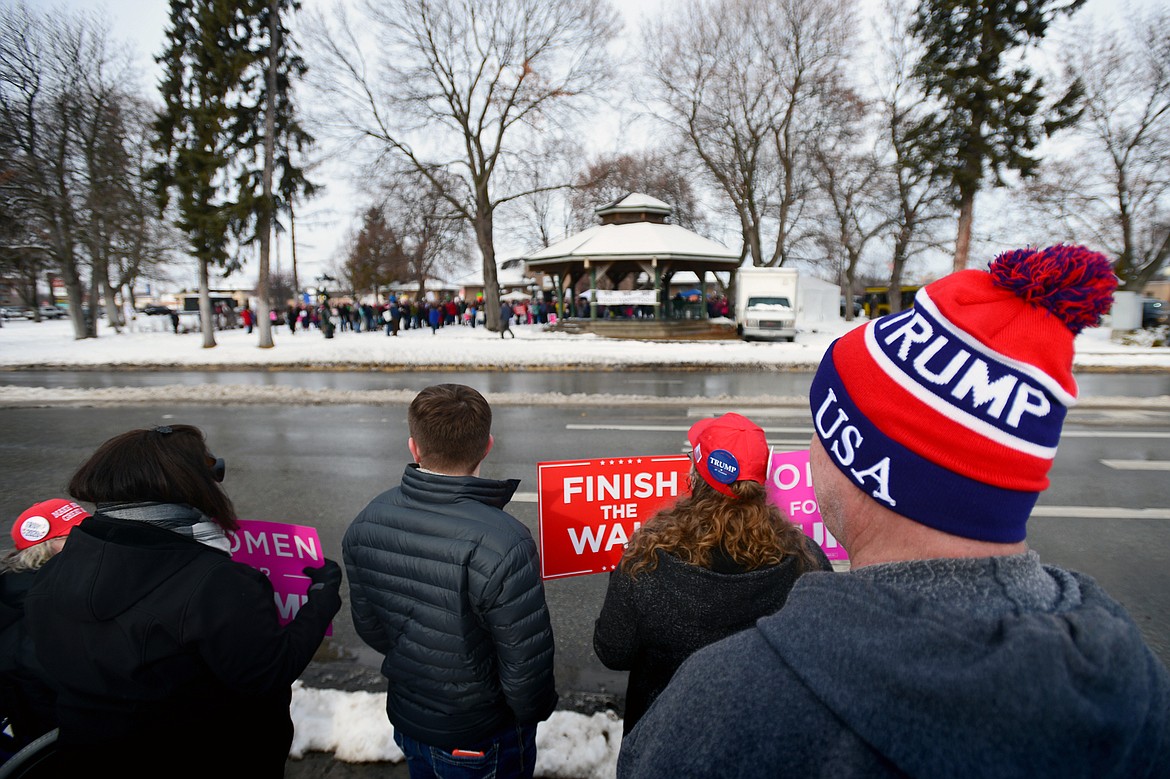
[208,456,226,483]
[155,426,225,482]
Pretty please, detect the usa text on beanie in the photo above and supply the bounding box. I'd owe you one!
[809,245,1116,543]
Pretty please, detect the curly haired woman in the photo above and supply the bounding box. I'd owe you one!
[593,413,832,736]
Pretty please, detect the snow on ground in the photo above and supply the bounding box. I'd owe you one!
[2,315,1167,775]
[288,682,623,777]
[0,315,852,369]
[2,315,1167,384]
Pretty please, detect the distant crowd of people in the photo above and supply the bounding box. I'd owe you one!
[166,290,742,339]
[232,295,558,338]
[3,245,1169,778]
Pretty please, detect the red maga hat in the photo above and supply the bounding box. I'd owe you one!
[12,499,89,551]
[687,413,770,498]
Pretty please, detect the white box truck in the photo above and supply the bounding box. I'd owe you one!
[735,267,798,342]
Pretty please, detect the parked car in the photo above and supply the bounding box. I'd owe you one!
[140,304,175,316]
[1144,298,1168,329]
[1,305,33,320]
[840,295,864,317]
[38,305,66,319]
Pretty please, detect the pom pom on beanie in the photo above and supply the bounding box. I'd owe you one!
[988,245,1116,334]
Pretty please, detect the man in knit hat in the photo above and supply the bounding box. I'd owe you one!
[618,246,1170,777]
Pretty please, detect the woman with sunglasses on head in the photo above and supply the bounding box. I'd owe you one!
[593,413,833,739]
[24,424,342,778]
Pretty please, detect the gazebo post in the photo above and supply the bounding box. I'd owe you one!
[552,272,562,321]
[652,257,660,320]
[586,258,597,320]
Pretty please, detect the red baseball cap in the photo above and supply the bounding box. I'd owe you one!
[688,413,770,498]
[12,499,90,551]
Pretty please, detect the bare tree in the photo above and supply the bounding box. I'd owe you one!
[810,89,888,320]
[504,135,580,250]
[0,3,124,338]
[870,0,952,310]
[382,170,469,297]
[307,0,621,331]
[0,110,47,310]
[106,97,185,316]
[344,169,468,300]
[642,0,854,268]
[568,148,706,233]
[77,55,152,334]
[1024,9,1170,291]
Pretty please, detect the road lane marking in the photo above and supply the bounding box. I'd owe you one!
[1100,460,1170,470]
[1062,430,1170,438]
[565,423,812,433]
[565,424,691,431]
[1030,506,1170,519]
[566,423,1170,440]
[512,491,1170,520]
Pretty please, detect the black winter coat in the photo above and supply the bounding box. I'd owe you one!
[593,537,831,733]
[0,569,58,754]
[343,465,558,749]
[24,515,341,778]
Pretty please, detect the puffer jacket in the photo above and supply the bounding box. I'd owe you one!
[343,465,558,749]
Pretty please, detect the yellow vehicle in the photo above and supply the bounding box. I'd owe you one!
[863,285,921,318]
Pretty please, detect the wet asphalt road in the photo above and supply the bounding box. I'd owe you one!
[2,368,1170,398]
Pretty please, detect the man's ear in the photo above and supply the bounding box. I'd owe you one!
[484,434,494,459]
[408,437,421,464]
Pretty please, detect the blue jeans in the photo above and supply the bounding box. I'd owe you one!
[394,723,537,779]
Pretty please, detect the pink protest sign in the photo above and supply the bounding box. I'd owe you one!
[766,449,848,561]
[228,519,332,632]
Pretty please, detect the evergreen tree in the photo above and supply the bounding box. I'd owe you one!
[232,0,316,349]
[153,0,257,348]
[910,0,1085,271]
[344,206,406,298]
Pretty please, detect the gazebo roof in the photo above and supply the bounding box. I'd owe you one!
[524,221,740,266]
[524,193,740,275]
[594,192,673,219]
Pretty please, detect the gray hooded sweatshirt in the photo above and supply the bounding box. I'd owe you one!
[618,552,1170,778]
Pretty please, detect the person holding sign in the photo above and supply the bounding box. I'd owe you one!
[593,412,831,737]
[24,424,342,778]
[619,246,1170,777]
[343,384,557,779]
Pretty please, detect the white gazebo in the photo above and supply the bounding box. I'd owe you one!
[522,193,742,323]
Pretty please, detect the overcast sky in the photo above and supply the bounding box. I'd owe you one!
[42,0,1147,291]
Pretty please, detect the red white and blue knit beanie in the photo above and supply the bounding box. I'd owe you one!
[810,245,1117,542]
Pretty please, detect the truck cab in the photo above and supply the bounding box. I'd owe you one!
[740,295,796,341]
[735,266,799,342]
